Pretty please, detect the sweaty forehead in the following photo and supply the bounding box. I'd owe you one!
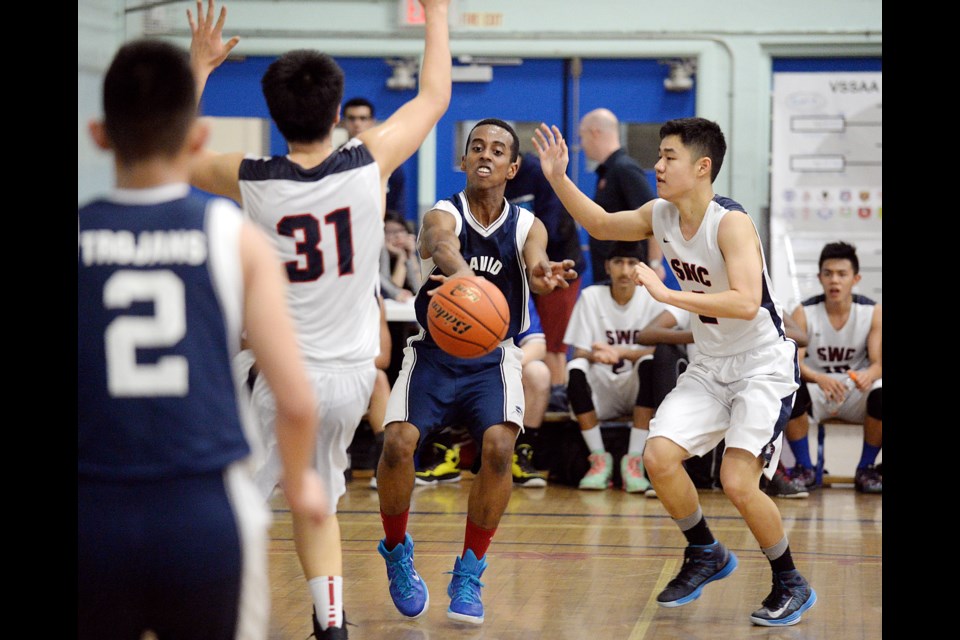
[470,125,511,147]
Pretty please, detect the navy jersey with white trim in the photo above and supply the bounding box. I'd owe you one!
[415,192,532,342]
[78,188,248,480]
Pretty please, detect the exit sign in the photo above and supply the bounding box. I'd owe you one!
[399,0,425,26]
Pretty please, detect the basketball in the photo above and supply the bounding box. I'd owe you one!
[427,276,510,358]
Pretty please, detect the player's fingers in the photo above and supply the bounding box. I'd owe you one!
[205,0,215,25]
[187,9,197,33]
[224,36,240,54]
[215,6,228,32]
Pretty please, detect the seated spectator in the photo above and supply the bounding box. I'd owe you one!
[380,209,421,302]
[562,241,676,493]
[784,241,883,493]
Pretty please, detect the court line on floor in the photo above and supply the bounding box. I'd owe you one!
[628,559,677,640]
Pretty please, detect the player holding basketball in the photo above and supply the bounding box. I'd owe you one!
[186,0,451,636]
[376,119,576,625]
[534,117,816,626]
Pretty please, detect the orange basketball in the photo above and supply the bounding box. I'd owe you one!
[427,276,510,358]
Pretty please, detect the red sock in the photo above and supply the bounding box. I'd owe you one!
[381,510,409,550]
[463,518,496,559]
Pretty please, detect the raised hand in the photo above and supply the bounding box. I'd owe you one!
[532,123,570,184]
[187,0,240,77]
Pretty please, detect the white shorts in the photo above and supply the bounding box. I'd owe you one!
[650,340,799,479]
[251,362,376,513]
[808,376,882,423]
[567,355,652,422]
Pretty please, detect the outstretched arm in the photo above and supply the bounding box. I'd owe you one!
[419,209,472,279]
[522,218,577,295]
[186,0,244,202]
[187,0,239,104]
[240,222,327,523]
[532,123,654,242]
[361,0,452,186]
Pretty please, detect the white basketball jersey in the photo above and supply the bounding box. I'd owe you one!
[238,139,383,365]
[652,198,788,357]
[800,294,876,374]
[564,283,674,386]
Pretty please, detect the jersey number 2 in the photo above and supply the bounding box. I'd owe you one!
[104,270,188,397]
[278,208,355,282]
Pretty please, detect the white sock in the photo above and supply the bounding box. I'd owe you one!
[581,427,604,453]
[628,428,649,457]
[308,575,344,630]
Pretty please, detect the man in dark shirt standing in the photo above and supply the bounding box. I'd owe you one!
[579,108,664,283]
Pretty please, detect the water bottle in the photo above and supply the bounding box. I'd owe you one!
[825,371,858,416]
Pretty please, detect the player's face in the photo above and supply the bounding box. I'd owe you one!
[655,135,704,200]
[818,258,861,302]
[461,125,519,186]
[343,106,374,138]
[606,256,640,293]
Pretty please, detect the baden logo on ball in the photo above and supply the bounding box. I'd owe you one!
[427,276,509,358]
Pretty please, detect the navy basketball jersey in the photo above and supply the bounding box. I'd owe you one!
[415,192,533,343]
[78,185,249,480]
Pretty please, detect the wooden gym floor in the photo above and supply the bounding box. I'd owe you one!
[265,473,882,640]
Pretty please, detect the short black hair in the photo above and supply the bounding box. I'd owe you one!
[261,50,344,144]
[607,241,644,261]
[466,118,520,162]
[659,117,727,183]
[343,96,374,117]
[102,39,196,163]
[819,241,859,274]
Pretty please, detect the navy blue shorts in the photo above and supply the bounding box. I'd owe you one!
[385,340,525,445]
[78,470,246,640]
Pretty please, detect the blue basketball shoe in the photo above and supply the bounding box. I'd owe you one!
[750,569,817,626]
[377,533,429,619]
[446,550,487,624]
[656,541,738,607]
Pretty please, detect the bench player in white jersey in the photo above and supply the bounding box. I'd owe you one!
[562,240,679,493]
[785,241,883,493]
[78,39,326,640]
[185,1,451,636]
[534,117,816,627]
[376,119,576,625]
